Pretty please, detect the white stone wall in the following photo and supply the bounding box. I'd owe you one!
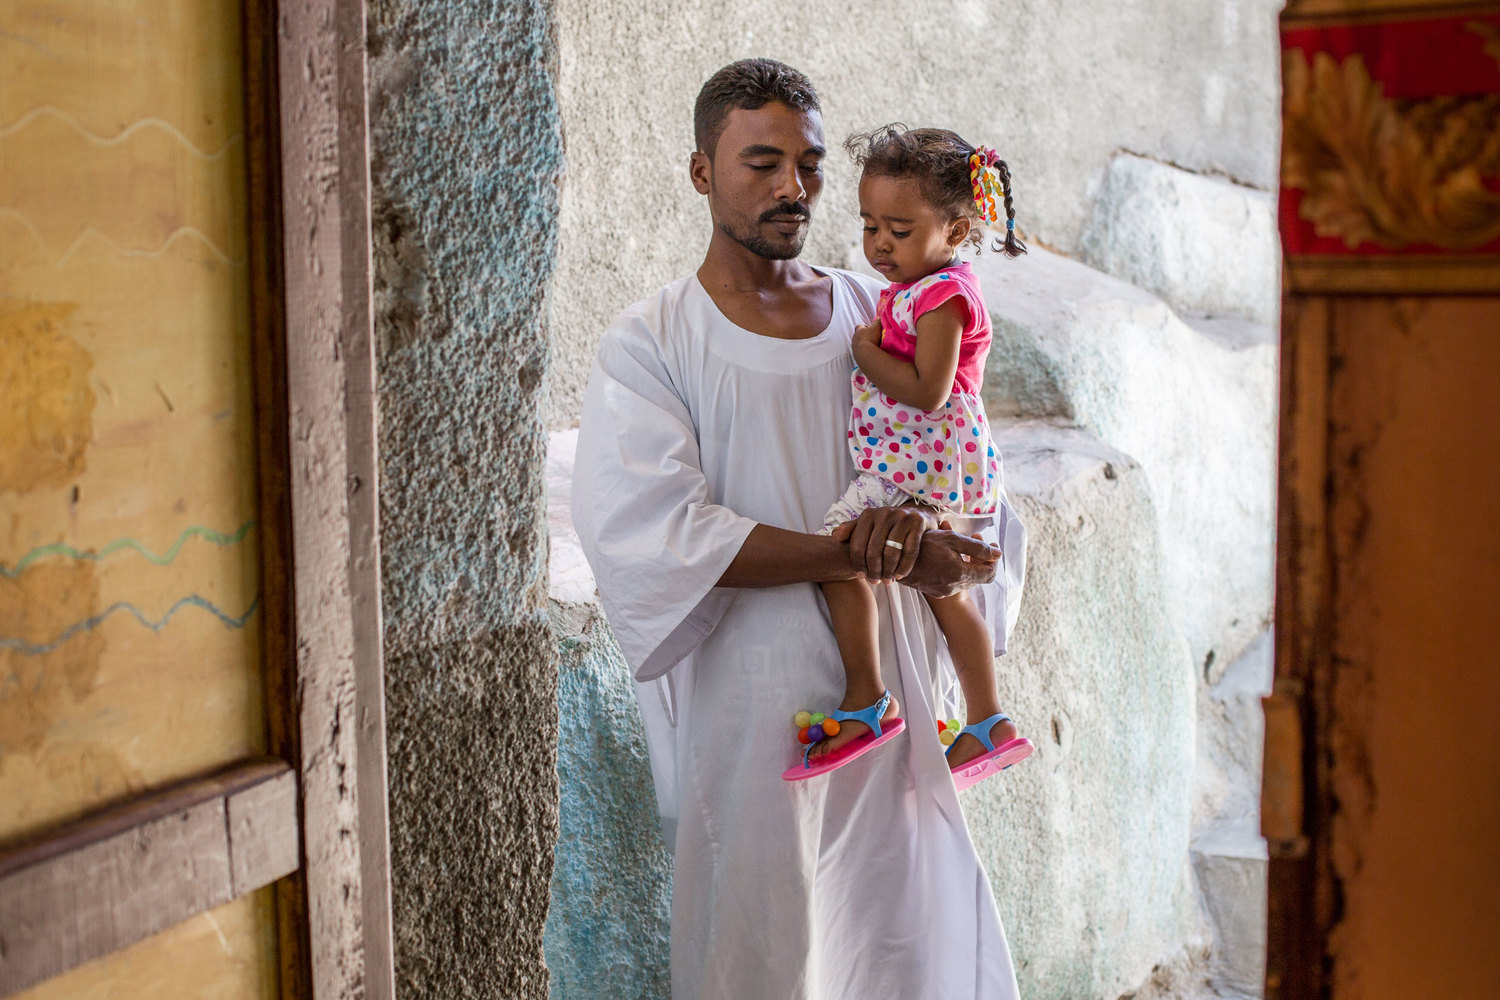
[547,0,1283,428]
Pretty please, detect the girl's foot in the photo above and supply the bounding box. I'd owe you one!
[808,690,901,759]
[945,714,1018,770]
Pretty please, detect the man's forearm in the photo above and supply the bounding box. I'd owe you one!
[716,524,861,588]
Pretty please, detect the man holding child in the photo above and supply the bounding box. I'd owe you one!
[572,58,1026,999]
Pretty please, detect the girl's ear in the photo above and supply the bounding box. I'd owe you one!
[948,216,972,248]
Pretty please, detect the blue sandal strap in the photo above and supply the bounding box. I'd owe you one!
[829,689,893,740]
[945,713,1012,757]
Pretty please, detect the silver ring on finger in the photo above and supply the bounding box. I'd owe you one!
[884,538,904,551]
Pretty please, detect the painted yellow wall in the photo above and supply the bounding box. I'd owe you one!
[1,2,277,995]
[0,0,264,837]
[8,889,278,1000]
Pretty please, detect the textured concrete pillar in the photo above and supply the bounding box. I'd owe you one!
[367,2,562,995]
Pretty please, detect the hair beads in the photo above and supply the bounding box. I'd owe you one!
[968,147,1005,227]
[972,145,1026,258]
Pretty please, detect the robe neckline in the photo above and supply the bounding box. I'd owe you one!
[688,265,854,349]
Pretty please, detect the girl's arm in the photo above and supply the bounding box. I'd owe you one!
[852,297,967,412]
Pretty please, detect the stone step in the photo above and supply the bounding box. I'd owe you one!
[1191,819,1268,999]
[972,243,1278,680]
[1079,153,1280,327]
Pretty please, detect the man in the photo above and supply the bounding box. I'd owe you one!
[572,58,1026,999]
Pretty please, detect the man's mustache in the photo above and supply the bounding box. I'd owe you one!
[760,204,811,222]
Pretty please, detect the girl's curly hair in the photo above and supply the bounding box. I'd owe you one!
[845,124,1026,258]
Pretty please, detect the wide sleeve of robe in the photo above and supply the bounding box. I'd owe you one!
[571,299,757,683]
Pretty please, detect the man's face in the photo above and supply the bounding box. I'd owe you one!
[694,103,826,260]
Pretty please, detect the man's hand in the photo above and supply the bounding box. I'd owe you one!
[900,525,1001,598]
[830,505,932,581]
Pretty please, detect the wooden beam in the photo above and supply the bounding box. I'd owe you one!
[1266,292,1332,1000]
[1286,255,1500,295]
[0,760,298,998]
[241,0,315,995]
[272,0,395,996]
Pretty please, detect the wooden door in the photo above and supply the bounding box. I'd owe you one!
[0,2,285,995]
[1267,3,1500,998]
[0,2,391,996]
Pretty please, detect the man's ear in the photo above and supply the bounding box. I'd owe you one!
[948,216,972,248]
[689,150,712,195]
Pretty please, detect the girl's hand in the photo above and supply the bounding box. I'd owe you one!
[854,321,884,352]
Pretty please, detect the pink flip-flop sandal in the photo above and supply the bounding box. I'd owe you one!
[945,713,1034,791]
[782,689,907,781]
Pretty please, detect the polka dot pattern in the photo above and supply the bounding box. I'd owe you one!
[849,369,1001,516]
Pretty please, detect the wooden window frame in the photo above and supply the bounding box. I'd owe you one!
[0,2,394,997]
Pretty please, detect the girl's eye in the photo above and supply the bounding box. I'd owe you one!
[862,226,877,234]
[892,230,911,239]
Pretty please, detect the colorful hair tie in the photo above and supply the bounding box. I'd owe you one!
[968,149,1002,226]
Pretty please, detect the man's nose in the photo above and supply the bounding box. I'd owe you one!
[773,162,806,203]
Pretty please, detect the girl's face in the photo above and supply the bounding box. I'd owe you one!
[858,173,970,285]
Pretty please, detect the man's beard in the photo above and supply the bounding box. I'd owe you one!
[720,203,812,260]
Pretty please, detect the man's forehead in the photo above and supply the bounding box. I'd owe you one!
[720,103,825,155]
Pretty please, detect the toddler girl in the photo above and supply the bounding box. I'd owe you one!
[784,125,1034,789]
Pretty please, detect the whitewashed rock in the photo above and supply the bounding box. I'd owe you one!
[546,428,597,606]
[1194,630,1273,833]
[544,430,672,998]
[969,422,1205,1000]
[1078,153,1280,326]
[975,245,1277,678]
[1191,820,1269,999]
[1191,633,1272,999]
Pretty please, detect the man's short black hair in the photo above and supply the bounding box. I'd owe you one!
[693,58,820,158]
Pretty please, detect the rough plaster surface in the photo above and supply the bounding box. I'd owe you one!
[972,422,1204,1000]
[1080,153,1281,326]
[975,244,1277,677]
[546,0,1282,426]
[1194,631,1273,835]
[367,1,562,996]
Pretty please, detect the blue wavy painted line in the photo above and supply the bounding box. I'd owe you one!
[0,521,255,578]
[0,594,261,656]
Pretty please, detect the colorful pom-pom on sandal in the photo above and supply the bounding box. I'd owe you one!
[942,713,1033,791]
[782,689,907,781]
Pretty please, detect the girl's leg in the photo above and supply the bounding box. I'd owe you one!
[925,590,1017,769]
[812,578,900,757]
